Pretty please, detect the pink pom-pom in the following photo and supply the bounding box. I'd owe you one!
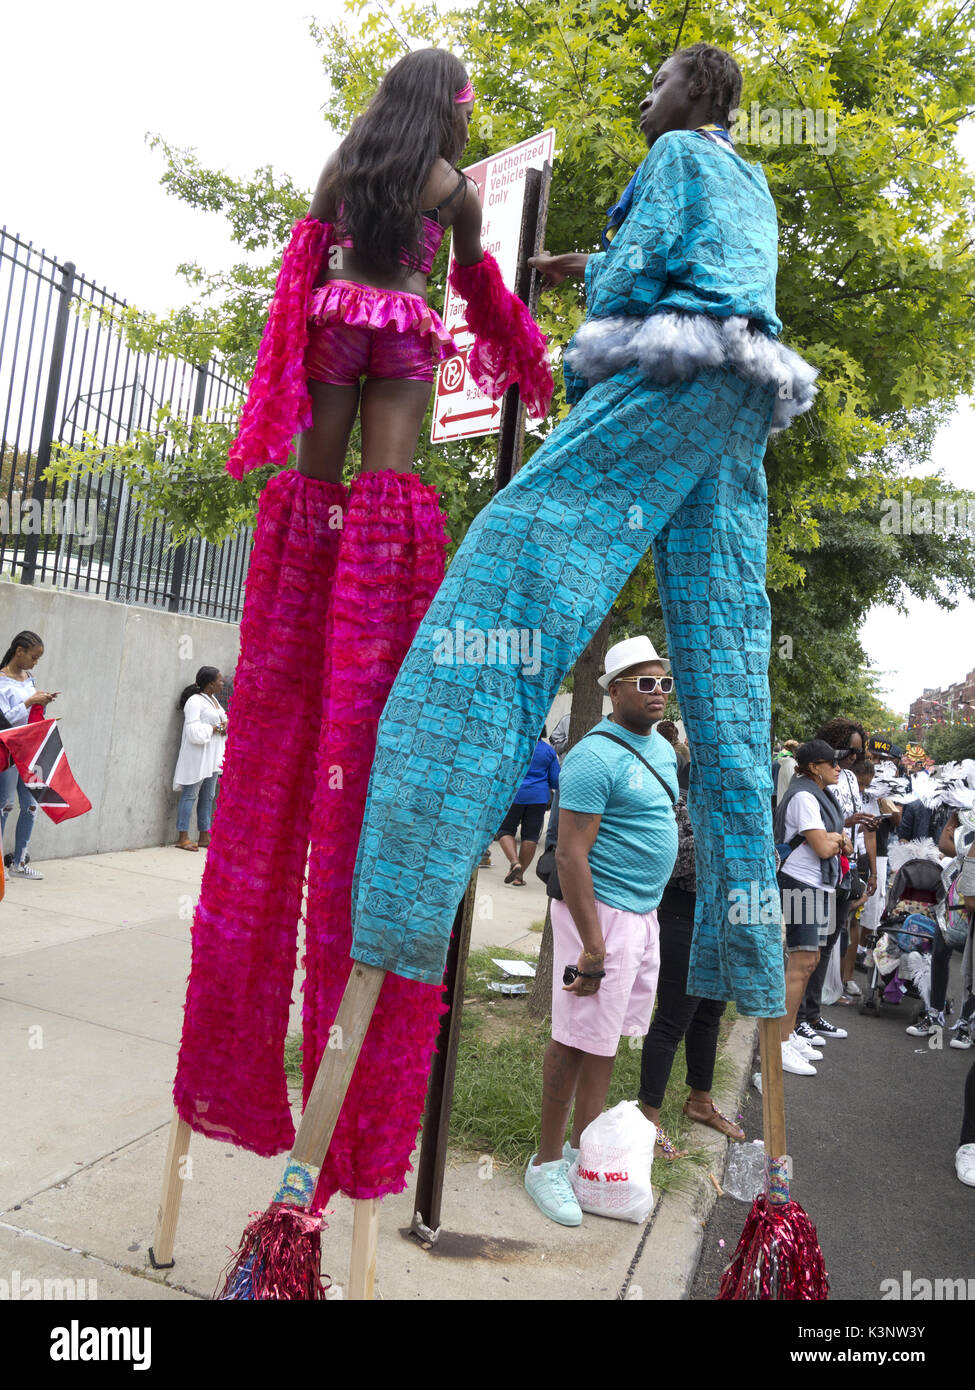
[449,251,554,418]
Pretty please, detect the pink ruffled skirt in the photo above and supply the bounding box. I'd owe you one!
[306,280,458,385]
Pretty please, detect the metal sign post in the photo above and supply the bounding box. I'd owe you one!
[410,157,553,1244]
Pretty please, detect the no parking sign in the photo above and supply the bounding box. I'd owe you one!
[431,129,555,445]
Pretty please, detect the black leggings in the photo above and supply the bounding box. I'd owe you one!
[639,899,727,1110]
[931,919,975,1016]
[931,928,955,1013]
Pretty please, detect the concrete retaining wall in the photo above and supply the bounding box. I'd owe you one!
[0,582,240,860]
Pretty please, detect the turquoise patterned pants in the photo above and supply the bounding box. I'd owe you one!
[352,364,786,1017]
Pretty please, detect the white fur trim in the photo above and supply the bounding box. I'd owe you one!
[564,312,819,432]
[886,838,946,875]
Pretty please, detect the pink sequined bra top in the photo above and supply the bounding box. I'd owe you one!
[333,171,466,276]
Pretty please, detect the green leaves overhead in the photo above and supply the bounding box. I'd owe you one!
[56,0,975,734]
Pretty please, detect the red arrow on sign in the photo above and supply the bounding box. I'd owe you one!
[438,403,501,428]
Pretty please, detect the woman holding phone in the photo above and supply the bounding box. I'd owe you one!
[0,629,58,879]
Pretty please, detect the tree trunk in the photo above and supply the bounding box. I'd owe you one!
[567,613,612,751]
[528,614,612,1018]
[527,899,553,1020]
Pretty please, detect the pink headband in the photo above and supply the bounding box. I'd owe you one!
[455,79,475,104]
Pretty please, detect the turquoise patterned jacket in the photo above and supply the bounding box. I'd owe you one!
[564,130,782,404]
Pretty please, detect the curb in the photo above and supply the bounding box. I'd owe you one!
[627,1013,758,1299]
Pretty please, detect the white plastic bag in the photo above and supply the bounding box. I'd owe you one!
[821,936,844,1006]
[568,1100,655,1223]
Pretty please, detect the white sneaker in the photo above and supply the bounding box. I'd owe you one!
[956,1144,975,1187]
[789,1031,823,1061]
[794,1021,826,1046]
[842,980,862,998]
[781,1040,816,1076]
[9,861,43,879]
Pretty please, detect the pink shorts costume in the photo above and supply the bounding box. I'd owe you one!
[551,897,661,1057]
[304,281,456,385]
[305,182,464,386]
[178,199,552,1209]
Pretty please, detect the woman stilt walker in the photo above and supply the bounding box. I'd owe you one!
[173,48,552,1208]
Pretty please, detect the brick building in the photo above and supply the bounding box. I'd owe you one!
[908,667,975,731]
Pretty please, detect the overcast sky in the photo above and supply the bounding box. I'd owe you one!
[4,1,972,719]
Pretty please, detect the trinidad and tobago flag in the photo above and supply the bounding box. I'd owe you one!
[0,717,91,823]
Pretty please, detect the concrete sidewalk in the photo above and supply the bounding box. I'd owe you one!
[0,846,753,1301]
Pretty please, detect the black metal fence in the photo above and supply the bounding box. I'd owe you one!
[0,226,251,622]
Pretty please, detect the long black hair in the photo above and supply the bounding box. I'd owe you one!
[817,716,868,763]
[1,630,42,669]
[179,666,219,711]
[324,47,470,277]
[674,42,742,125]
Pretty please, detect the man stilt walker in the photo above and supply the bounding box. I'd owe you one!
[350,41,817,1034]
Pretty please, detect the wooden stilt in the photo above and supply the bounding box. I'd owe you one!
[149,1110,192,1269]
[347,1197,380,1300]
[758,1017,787,1160]
[292,964,386,1168]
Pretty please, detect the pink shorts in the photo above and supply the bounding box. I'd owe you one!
[550,897,660,1057]
[305,280,458,386]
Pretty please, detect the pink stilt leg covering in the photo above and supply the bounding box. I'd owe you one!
[174,469,347,1156]
[302,470,450,1204]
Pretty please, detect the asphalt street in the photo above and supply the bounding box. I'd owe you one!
[691,953,973,1302]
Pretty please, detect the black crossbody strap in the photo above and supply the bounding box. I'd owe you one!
[585,730,677,807]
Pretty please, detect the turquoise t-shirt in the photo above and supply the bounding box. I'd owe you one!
[558,718,679,914]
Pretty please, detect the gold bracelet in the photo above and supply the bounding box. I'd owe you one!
[582,948,605,962]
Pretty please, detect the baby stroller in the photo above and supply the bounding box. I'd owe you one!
[858,846,946,1019]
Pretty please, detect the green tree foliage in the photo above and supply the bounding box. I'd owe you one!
[50,0,975,732]
[922,720,975,761]
[46,411,258,546]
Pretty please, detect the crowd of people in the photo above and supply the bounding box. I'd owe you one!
[502,643,975,1226]
[770,729,975,1189]
[0,630,232,870]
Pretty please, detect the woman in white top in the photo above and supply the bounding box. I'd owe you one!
[173,667,227,851]
[773,739,853,1074]
[0,629,59,880]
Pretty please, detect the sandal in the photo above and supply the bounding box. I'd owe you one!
[682,1099,745,1141]
[654,1127,688,1161]
[174,839,198,852]
[504,865,525,886]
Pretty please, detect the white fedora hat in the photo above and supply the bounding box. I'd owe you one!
[598,635,671,690]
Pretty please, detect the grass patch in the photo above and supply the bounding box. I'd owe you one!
[281,952,745,1197]
[284,1033,303,1086]
[464,946,538,999]
[452,950,743,1194]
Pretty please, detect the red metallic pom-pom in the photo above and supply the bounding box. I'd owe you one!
[217,1203,331,1301]
[717,1196,829,1301]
